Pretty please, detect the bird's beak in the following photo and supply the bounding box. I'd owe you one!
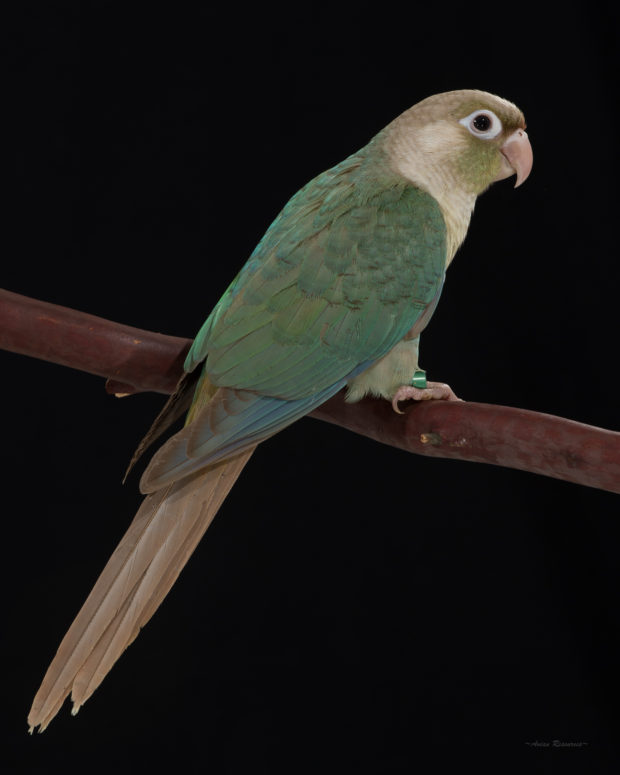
[495,129,533,187]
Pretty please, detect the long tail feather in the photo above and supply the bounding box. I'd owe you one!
[28,448,255,733]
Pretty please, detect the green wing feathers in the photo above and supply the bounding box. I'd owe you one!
[186,150,447,401]
[142,151,447,490]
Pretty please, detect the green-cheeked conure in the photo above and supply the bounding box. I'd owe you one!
[28,89,532,731]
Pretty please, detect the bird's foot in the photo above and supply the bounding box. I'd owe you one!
[391,382,463,414]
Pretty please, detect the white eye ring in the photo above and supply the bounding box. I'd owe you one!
[459,109,503,139]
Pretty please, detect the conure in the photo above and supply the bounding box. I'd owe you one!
[28,89,532,731]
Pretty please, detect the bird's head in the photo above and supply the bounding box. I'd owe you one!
[385,89,533,197]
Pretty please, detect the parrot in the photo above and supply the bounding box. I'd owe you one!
[27,89,532,732]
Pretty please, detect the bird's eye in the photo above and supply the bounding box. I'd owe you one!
[472,114,491,132]
[459,109,502,139]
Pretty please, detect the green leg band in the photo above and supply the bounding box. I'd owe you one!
[411,369,427,389]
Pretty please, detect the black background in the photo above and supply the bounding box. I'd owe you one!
[4,3,619,772]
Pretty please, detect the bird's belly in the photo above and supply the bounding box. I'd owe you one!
[345,337,420,402]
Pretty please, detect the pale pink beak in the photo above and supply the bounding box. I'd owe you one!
[495,128,533,187]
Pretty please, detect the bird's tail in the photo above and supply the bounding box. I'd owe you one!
[27,448,254,733]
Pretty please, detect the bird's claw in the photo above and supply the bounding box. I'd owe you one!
[391,382,463,414]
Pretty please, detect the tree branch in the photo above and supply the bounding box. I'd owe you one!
[2,288,619,495]
[0,289,189,395]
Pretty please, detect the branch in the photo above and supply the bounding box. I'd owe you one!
[2,288,619,495]
[0,289,189,395]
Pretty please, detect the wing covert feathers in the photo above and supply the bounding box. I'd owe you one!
[28,448,254,733]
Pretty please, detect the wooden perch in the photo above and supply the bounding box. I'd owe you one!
[1,288,619,495]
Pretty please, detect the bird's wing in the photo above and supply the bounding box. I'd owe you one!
[142,158,447,491]
[187,154,446,396]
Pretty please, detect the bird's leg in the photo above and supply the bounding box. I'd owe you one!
[391,370,462,414]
